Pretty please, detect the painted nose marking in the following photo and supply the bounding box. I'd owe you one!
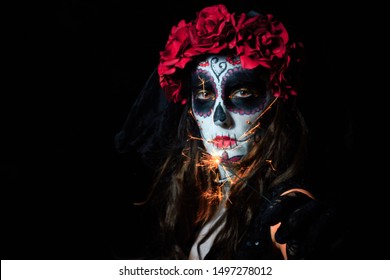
[213,102,226,123]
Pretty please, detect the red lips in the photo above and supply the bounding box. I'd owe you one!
[213,136,237,149]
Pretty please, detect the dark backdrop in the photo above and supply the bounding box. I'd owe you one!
[3,0,384,259]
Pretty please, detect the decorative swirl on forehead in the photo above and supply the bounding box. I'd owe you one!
[210,57,227,82]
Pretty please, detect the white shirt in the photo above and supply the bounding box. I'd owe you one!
[188,206,226,260]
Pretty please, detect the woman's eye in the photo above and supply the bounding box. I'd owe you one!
[195,90,215,100]
[230,88,257,99]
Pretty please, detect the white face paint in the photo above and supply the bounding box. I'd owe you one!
[191,55,273,167]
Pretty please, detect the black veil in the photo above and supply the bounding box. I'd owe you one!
[114,68,185,168]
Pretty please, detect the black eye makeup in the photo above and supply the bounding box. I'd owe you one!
[229,87,259,99]
[222,68,269,114]
[191,71,216,117]
[191,62,271,117]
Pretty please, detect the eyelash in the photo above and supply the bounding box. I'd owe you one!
[194,88,260,100]
[194,90,215,100]
[229,88,258,99]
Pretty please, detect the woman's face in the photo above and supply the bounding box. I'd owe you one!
[191,55,273,163]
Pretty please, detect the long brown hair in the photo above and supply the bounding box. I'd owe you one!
[144,91,308,259]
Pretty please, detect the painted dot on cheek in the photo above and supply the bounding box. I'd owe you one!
[246,120,251,125]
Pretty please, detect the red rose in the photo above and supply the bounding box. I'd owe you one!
[186,4,236,56]
[159,74,184,104]
[157,4,300,103]
[159,20,192,75]
[158,20,192,103]
[236,14,289,69]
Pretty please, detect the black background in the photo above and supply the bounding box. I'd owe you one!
[3,0,385,260]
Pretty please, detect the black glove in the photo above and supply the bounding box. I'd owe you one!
[262,191,345,259]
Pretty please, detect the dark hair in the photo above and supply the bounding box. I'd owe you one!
[116,4,309,260]
[143,90,309,259]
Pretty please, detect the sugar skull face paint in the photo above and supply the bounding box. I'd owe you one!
[191,55,273,165]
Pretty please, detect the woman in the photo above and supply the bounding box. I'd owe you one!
[115,4,343,260]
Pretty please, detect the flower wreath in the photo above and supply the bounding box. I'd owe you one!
[157,4,303,104]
